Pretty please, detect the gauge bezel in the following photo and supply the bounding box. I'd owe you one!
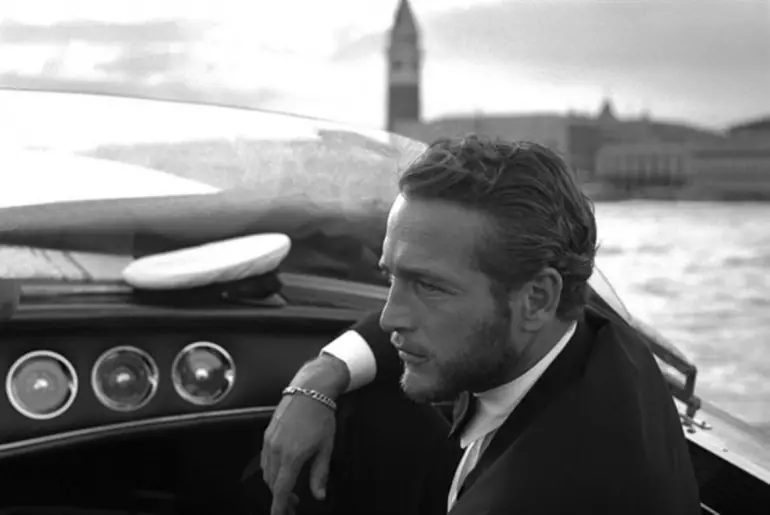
[91,345,160,412]
[5,350,79,420]
[171,341,236,406]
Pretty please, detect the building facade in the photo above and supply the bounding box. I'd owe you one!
[595,143,690,190]
[689,138,770,199]
[595,136,770,199]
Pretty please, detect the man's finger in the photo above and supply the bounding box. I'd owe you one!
[260,430,275,487]
[264,444,283,490]
[288,492,300,515]
[261,449,272,488]
[309,442,333,500]
[262,422,286,490]
[270,462,302,515]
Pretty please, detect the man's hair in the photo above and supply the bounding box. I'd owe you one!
[398,135,597,321]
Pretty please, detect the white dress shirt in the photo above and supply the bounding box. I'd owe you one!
[321,322,577,513]
[321,329,378,391]
[446,321,576,511]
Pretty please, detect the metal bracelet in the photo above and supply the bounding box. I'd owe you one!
[282,386,337,411]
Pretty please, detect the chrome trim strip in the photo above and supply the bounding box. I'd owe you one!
[91,345,160,412]
[0,405,276,453]
[20,283,133,297]
[677,400,770,484]
[172,341,236,406]
[5,350,78,420]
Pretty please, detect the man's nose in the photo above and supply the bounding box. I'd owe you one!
[379,283,413,334]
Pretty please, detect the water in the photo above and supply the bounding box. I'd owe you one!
[595,201,770,428]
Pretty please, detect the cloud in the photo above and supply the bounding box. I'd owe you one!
[96,45,192,80]
[0,19,281,106]
[331,32,385,62]
[0,19,209,83]
[0,19,206,45]
[0,72,283,108]
[421,0,767,82]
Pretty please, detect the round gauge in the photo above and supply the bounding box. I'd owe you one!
[171,342,235,406]
[92,346,159,412]
[6,350,78,420]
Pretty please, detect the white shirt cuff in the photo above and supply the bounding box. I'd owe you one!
[321,330,377,392]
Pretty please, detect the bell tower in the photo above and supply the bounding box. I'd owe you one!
[386,0,421,132]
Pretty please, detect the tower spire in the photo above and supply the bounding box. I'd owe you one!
[393,0,417,36]
[386,0,421,132]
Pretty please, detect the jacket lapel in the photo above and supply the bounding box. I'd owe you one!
[456,316,600,501]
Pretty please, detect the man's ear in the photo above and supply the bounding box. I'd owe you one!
[518,267,563,331]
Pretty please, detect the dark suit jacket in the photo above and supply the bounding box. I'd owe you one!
[350,289,701,515]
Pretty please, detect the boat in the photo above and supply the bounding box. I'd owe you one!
[0,88,767,515]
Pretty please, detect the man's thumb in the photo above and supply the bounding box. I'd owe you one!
[310,444,332,500]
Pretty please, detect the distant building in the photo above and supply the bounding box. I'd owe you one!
[728,116,770,141]
[386,0,421,133]
[383,0,759,197]
[393,98,718,182]
[595,131,770,199]
[688,137,770,199]
[596,143,690,190]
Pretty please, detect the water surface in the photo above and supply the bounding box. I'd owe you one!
[595,201,770,428]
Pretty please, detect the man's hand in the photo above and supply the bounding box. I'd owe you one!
[260,354,350,515]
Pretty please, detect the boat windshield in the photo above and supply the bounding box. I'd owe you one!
[0,89,425,285]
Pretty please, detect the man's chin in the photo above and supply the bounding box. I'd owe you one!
[399,367,453,403]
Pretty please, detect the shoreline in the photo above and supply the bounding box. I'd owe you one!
[582,183,770,203]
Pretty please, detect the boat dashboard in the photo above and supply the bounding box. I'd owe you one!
[0,305,348,456]
[0,277,370,514]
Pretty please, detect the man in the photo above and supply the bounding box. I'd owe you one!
[255,136,701,515]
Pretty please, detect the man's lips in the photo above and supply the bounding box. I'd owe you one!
[398,349,428,364]
[391,333,428,364]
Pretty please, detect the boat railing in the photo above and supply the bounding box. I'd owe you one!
[633,318,704,429]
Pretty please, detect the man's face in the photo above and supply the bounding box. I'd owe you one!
[379,194,524,403]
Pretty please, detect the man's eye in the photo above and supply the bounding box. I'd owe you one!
[415,279,441,293]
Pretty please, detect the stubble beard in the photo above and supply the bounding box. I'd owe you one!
[399,304,515,403]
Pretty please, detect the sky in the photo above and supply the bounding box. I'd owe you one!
[1,0,767,130]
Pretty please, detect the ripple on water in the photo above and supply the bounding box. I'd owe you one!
[638,277,681,299]
[721,253,770,269]
[595,201,770,427]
